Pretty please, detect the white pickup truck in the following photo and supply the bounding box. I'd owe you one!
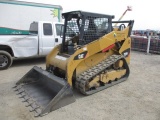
[0,21,64,70]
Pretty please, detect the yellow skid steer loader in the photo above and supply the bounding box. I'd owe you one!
[14,11,134,117]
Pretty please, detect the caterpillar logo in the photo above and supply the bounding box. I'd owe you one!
[74,51,88,60]
[78,54,84,59]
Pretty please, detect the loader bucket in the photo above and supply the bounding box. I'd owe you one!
[14,66,75,117]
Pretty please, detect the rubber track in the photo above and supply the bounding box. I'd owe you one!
[75,55,128,95]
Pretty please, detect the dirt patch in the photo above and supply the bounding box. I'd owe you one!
[0,51,160,120]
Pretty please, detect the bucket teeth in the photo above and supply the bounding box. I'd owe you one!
[34,112,40,117]
[16,88,25,95]
[22,95,30,102]
[34,108,42,117]
[29,103,40,112]
[14,87,20,91]
[14,84,24,91]
[26,98,36,107]
[13,85,17,88]
[25,99,35,107]
[19,92,26,98]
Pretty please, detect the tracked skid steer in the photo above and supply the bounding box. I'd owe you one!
[14,11,134,117]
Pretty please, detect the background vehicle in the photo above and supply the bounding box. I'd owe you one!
[14,11,134,117]
[0,21,63,70]
[0,0,63,70]
[0,0,62,35]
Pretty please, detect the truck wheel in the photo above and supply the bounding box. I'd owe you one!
[0,51,13,70]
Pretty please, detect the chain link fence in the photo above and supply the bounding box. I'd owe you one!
[131,35,160,54]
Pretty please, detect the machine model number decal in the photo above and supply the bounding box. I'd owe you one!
[74,51,88,60]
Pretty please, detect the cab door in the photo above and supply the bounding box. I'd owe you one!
[39,22,55,55]
[53,23,63,46]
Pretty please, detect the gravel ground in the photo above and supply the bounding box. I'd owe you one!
[0,51,160,120]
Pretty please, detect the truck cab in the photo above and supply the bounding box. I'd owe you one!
[29,21,63,55]
[0,21,64,70]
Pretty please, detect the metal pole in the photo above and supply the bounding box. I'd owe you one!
[114,10,128,27]
[114,6,132,27]
[147,36,151,54]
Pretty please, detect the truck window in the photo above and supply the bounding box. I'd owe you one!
[43,23,53,35]
[55,24,63,36]
[29,22,38,34]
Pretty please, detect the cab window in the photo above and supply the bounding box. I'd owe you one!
[43,23,53,35]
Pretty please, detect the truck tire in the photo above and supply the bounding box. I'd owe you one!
[0,51,13,70]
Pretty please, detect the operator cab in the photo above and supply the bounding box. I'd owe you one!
[60,11,115,55]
